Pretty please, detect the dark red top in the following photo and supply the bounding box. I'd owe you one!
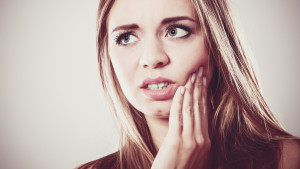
[77,152,119,169]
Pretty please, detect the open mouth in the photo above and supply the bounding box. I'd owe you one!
[140,77,175,100]
[147,82,169,90]
[141,77,174,89]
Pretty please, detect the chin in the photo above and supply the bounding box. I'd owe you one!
[145,111,170,118]
[140,100,172,118]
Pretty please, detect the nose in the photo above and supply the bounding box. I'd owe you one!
[139,38,169,69]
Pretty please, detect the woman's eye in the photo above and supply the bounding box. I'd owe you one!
[166,27,190,38]
[116,34,138,46]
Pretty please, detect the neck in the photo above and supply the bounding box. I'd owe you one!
[145,115,169,151]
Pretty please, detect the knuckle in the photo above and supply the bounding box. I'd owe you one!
[196,101,202,109]
[196,137,211,151]
[195,136,204,145]
[184,105,193,113]
[193,93,200,102]
[183,139,197,152]
[193,106,199,114]
[196,81,202,89]
[193,95,199,102]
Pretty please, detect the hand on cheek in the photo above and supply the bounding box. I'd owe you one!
[151,67,211,169]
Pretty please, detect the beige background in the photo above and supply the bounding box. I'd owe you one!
[0,0,299,169]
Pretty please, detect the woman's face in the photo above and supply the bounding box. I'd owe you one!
[107,0,213,117]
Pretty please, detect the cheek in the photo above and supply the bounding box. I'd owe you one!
[108,46,140,102]
[166,37,210,77]
[109,42,142,73]
[109,45,137,80]
[108,36,213,117]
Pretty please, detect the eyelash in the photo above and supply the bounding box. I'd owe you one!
[113,31,136,46]
[113,24,192,46]
[165,24,192,38]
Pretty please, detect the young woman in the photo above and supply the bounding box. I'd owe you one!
[78,0,300,168]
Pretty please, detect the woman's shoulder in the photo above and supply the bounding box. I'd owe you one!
[278,139,300,169]
[76,151,119,169]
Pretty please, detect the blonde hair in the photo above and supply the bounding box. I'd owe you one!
[89,0,298,168]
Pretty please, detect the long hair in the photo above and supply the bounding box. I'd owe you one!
[93,0,297,168]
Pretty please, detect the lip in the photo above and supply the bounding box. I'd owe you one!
[140,77,175,88]
[140,77,175,100]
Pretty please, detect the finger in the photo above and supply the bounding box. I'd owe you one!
[195,76,209,141]
[182,73,196,136]
[169,86,185,135]
[194,67,204,137]
[200,77,209,138]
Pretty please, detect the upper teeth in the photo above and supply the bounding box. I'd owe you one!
[147,82,169,90]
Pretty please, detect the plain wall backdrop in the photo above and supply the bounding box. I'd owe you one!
[0,0,299,169]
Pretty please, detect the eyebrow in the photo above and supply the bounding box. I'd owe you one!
[111,16,196,34]
[161,16,196,24]
[111,24,139,34]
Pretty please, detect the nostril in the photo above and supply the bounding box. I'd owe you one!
[140,54,169,69]
[144,62,164,69]
[157,62,163,66]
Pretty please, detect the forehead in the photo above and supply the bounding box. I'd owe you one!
[107,0,195,31]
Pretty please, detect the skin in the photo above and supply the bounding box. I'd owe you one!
[107,0,213,118]
[105,0,300,168]
[151,69,211,169]
[107,0,213,168]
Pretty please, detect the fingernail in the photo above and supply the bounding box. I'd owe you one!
[191,73,196,84]
[203,77,207,86]
[180,86,186,95]
[198,67,203,77]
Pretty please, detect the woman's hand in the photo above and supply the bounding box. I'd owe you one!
[151,66,211,169]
